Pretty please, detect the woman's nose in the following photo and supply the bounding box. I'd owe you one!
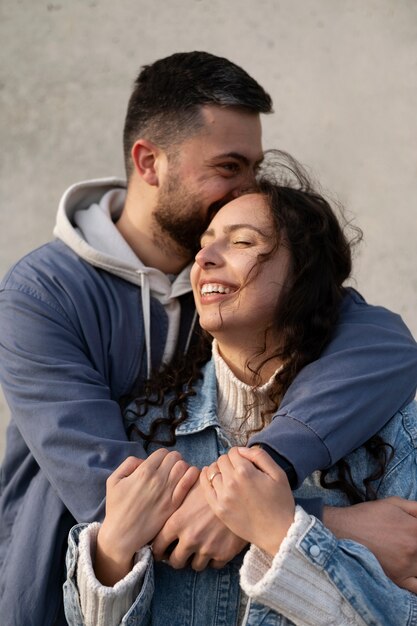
[195,244,222,268]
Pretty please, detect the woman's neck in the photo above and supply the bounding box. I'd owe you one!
[214,337,283,386]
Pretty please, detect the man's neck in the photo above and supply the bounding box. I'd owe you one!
[116,186,191,274]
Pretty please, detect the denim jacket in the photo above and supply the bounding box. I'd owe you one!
[65,359,417,626]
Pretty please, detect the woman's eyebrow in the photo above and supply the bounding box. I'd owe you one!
[200,227,214,241]
[224,224,270,237]
[200,224,271,243]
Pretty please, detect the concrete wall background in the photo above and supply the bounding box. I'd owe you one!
[1,0,416,460]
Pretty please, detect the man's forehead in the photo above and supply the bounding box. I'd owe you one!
[194,105,263,158]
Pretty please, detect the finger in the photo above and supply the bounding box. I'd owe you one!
[190,552,211,572]
[227,446,258,472]
[108,456,144,485]
[172,466,200,508]
[152,524,178,560]
[166,542,194,570]
[217,452,235,479]
[205,460,224,489]
[237,446,288,480]
[399,577,417,594]
[200,467,220,507]
[386,497,417,518]
[157,451,185,484]
[206,460,220,478]
[209,558,229,570]
[145,448,180,474]
[168,459,191,486]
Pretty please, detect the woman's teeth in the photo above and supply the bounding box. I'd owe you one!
[201,283,232,295]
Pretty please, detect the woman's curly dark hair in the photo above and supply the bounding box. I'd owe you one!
[122,150,392,503]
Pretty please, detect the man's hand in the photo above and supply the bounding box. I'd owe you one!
[152,477,247,571]
[324,497,417,593]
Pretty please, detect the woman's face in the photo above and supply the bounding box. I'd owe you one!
[191,193,291,344]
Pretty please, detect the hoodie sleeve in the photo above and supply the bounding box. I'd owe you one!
[0,244,154,523]
[250,289,417,486]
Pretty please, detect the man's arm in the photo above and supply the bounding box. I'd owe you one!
[324,497,417,593]
[250,289,417,485]
[0,266,146,522]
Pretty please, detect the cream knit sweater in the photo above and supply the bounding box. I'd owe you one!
[212,339,279,445]
[76,345,365,626]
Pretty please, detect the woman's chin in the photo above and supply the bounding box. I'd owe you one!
[198,316,224,335]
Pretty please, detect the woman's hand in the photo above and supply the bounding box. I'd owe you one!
[201,447,295,557]
[95,449,199,586]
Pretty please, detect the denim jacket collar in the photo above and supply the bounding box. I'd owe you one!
[175,360,219,435]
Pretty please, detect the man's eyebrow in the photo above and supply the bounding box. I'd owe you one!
[211,152,264,167]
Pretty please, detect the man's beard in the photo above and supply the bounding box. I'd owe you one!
[153,177,211,257]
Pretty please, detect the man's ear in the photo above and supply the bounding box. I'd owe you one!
[131,139,162,186]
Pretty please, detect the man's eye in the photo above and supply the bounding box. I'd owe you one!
[219,163,239,174]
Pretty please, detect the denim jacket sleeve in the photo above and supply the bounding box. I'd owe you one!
[243,403,417,626]
[64,524,154,626]
[297,517,417,626]
[250,289,417,486]
[242,507,417,626]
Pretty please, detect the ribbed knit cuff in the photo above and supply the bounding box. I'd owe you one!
[240,506,363,626]
[76,522,151,626]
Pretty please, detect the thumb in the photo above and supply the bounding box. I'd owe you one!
[236,446,288,481]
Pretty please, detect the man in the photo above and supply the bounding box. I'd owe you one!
[0,51,416,625]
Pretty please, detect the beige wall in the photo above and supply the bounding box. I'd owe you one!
[1,0,416,459]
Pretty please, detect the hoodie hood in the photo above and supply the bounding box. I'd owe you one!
[53,178,195,375]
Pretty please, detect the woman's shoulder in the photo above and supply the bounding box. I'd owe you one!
[296,401,417,505]
[341,400,417,501]
[380,400,417,446]
[123,359,217,436]
[375,400,417,497]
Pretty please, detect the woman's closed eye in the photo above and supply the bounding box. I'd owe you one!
[232,239,253,246]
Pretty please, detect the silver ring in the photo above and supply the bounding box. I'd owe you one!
[208,470,221,486]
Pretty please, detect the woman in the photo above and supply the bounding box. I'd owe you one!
[64,158,417,625]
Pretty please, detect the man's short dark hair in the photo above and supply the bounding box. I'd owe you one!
[123,51,273,178]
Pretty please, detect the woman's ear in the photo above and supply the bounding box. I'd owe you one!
[131,139,161,186]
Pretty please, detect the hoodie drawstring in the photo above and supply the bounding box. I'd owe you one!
[140,272,152,378]
[184,309,198,356]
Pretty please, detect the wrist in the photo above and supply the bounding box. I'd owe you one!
[256,511,295,557]
[95,526,135,586]
[323,505,355,540]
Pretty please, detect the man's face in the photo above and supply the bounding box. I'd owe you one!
[153,105,264,257]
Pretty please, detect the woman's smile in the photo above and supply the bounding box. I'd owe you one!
[199,281,238,299]
[190,193,289,343]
